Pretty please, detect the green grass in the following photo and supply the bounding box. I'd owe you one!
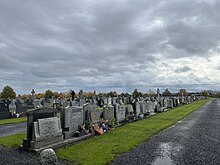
[97,107,104,111]
[0,117,27,125]
[56,99,210,165]
[0,132,26,147]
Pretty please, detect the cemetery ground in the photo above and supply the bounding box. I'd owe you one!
[0,99,211,164]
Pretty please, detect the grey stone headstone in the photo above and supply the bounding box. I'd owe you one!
[84,103,102,124]
[103,105,114,121]
[134,102,140,118]
[30,117,63,149]
[146,101,156,114]
[126,104,134,114]
[140,101,147,114]
[61,106,84,139]
[115,104,126,122]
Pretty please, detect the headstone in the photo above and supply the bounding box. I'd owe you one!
[30,117,62,149]
[84,103,102,124]
[112,97,117,105]
[134,102,141,118]
[126,104,134,114]
[33,99,43,109]
[107,97,112,105]
[61,106,84,139]
[23,108,57,149]
[103,105,114,121]
[140,101,147,114]
[146,101,156,114]
[115,104,126,122]
[0,100,11,119]
[79,89,83,100]
[103,97,108,105]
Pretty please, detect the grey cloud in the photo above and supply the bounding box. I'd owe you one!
[0,0,220,94]
[175,66,192,73]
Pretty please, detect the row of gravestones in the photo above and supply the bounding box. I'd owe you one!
[22,100,157,150]
[22,95,206,150]
[0,94,205,120]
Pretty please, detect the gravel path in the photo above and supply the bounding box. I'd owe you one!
[0,146,72,165]
[0,122,26,138]
[111,99,219,165]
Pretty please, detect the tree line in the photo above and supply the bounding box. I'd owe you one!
[0,85,218,100]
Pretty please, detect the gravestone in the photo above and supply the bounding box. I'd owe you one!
[23,108,57,149]
[107,97,112,105]
[134,102,141,118]
[103,97,108,105]
[0,100,11,119]
[33,99,43,108]
[126,104,134,114]
[61,106,84,139]
[140,101,147,114]
[84,103,102,124]
[30,117,62,149]
[115,104,126,122]
[9,100,16,111]
[146,101,156,114]
[112,97,117,105]
[103,105,115,121]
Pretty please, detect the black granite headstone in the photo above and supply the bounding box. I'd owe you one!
[23,107,57,148]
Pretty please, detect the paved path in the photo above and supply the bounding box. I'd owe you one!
[0,122,26,138]
[111,99,220,165]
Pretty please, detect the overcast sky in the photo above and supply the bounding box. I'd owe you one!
[0,0,220,94]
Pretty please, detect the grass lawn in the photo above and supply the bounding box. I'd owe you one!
[0,132,26,147]
[0,117,27,125]
[56,99,210,165]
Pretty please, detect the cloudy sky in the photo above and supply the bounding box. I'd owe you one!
[0,0,220,94]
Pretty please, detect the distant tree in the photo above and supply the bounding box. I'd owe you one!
[132,89,142,98]
[1,85,16,99]
[162,88,171,96]
[21,94,32,100]
[85,92,95,98]
[178,89,188,96]
[132,89,138,98]
[53,91,60,98]
[146,90,155,97]
[44,90,54,99]
[201,90,208,98]
[35,93,44,99]
[107,91,118,97]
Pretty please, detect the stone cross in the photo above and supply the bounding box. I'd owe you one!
[79,89,83,100]
[31,89,35,100]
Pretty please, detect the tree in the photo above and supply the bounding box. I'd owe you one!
[145,90,155,97]
[201,90,208,98]
[178,89,188,96]
[44,90,54,99]
[132,89,142,98]
[162,88,171,96]
[1,85,16,99]
[53,91,60,98]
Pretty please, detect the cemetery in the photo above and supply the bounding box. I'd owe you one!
[0,87,209,164]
